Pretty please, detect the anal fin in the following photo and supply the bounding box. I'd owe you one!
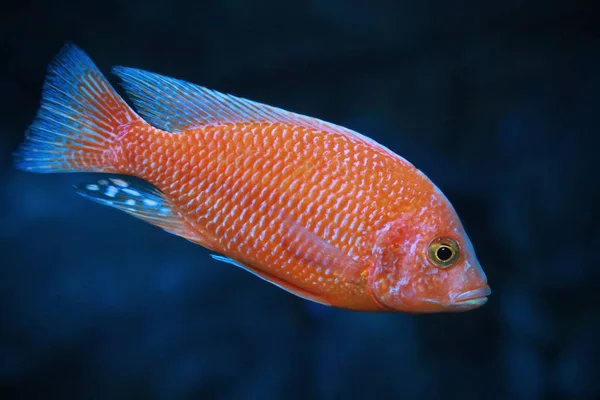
[74,175,208,244]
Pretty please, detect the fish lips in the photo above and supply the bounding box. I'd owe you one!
[449,285,492,309]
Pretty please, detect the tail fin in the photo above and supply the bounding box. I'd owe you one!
[14,43,141,173]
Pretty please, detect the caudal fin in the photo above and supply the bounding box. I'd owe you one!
[14,43,141,173]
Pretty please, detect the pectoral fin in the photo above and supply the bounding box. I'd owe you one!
[280,217,365,282]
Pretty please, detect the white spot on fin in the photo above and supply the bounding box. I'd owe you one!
[122,188,141,197]
[143,199,158,206]
[105,185,118,198]
[110,178,128,188]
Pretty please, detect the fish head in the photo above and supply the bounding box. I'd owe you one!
[370,183,490,313]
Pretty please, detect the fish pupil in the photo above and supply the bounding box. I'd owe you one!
[436,246,453,261]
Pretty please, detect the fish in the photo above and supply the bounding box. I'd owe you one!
[14,43,491,313]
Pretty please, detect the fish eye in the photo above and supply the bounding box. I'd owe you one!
[428,237,459,268]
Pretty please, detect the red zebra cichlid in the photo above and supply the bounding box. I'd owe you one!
[15,44,490,313]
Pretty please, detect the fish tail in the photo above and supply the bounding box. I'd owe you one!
[14,43,141,173]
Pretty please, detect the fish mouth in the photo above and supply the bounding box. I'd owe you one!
[450,286,492,308]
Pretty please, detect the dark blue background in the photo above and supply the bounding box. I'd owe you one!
[1,1,598,399]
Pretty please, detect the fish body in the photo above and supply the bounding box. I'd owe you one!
[15,44,490,313]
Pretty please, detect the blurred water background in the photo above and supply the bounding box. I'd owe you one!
[1,1,598,399]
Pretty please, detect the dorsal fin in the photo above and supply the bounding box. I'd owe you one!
[111,66,396,156]
[111,66,337,132]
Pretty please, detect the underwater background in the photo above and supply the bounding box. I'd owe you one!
[1,0,598,399]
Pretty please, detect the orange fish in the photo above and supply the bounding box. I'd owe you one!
[15,43,490,313]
